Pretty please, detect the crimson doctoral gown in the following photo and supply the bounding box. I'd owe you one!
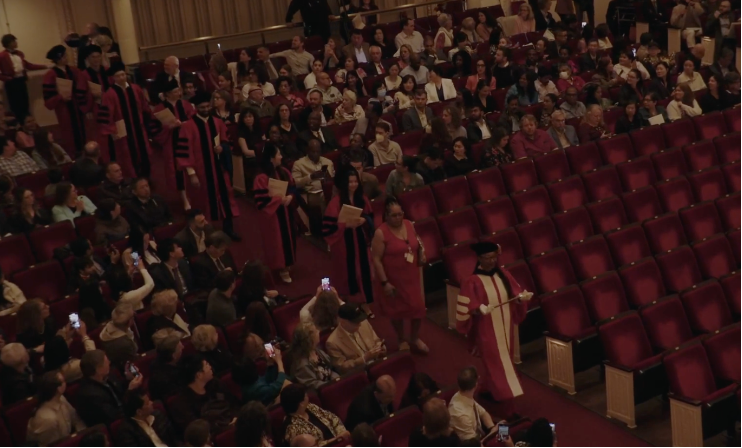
[254,169,297,270]
[456,267,527,401]
[151,99,195,192]
[42,66,87,157]
[176,115,239,222]
[80,66,111,143]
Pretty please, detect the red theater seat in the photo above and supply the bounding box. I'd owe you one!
[413,218,444,264]
[373,406,423,447]
[692,112,728,140]
[719,272,740,315]
[651,148,690,181]
[501,158,539,193]
[662,119,697,148]
[598,134,634,165]
[622,186,663,222]
[630,126,666,156]
[466,168,507,202]
[643,212,688,253]
[692,234,736,279]
[655,177,695,213]
[581,166,623,201]
[2,396,37,445]
[437,207,481,246]
[721,162,740,193]
[586,197,628,233]
[516,217,559,257]
[683,141,720,171]
[474,197,518,234]
[639,296,695,352]
[616,156,657,191]
[567,235,615,280]
[13,261,70,303]
[49,295,80,331]
[552,206,594,245]
[368,351,415,409]
[619,257,667,307]
[656,245,703,292]
[479,228,524,265]
[533,150,571,183]
[224,319,245,355]
[723,108,740,132]
[703,324,741,384]
[432,177,473,212]
[511,185,554,222]
[272,296,312,341]
[680,280,733,333]
[605,224,652,266]
[16,170,50,198]
[687,167,728,202]
[398,187,438,222]
[28,221,77,262]
[580,271,629,322]
[318,370,370,421]
[541,285,596,340]
[715,193,740,230]
[547,176,588,212]
[527,247,577,293]
[714,133,741,164]
[679,202,724,242]
[442,241,478,287]
[565,142,602,174]
[0,234,35,277]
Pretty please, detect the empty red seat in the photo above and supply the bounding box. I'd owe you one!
[373,406,423,447]
[466,168,507,202]
[547,176,588,212]
[504,259,538,295]
[527,248,577,293]
[630,126,666,156]
[692,234,736,279]
[413,218,444,264]
[655,177,695,213]
[729,229,740,265]
[656,245,703,292]
[640,296,695,352]
[3,397,37,445]
[552,206,593,245]
[721,162,740,193]
[511,185,554,222]
[702,324,740,384]
[224,319,245,355]
[541,285,596,340]
[431,177,473,212]
[28,221,77,262]
[642,213,688,253]
[442,241,478,287]
[0,235,35,277]
[15,170,50,198]
[580,271,630,322]
[679,201,723,242]
[437,207,481,246]
[598,134,635,165]
[719,271,740,315]
[586,197,628,233]
[500,158,539,193]
[318,370,370,421]
[693,112,728,140]
[683,141,720,172]
[715,193,740,230]
[680,280,733,333]
[398,187,438,222]
[533,150,571,183]
[581,166,623,201]
[605,224,652,266]
[272,296,312,341]
[662,119,697,148]
[515,217,558,257]
[214,427,236,447]
[687,167,728,202]
[714,133,741,164]
[13,261,70,303]
[368,351,415,408]
[152,222,182,242]
[622,186,663,222]
[479,228,524,265]
[567,235,615,280]
[723,108,740,132]
[616,156,657,191]
[619,257,668,307]
[474,197,518,234]
[565,142,602,174]
[651,148,689,181]
[598,311,663,374]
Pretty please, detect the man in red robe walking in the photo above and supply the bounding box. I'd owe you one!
[98,61,152,178]
[42,45,87,157]
[176,92,241,241]
[456,241,533,417]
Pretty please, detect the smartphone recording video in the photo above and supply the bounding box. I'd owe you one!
[498,424,510,441]
[69,313,80,329]
[264,343,276,358]
[131,251,140,267]
[321,277,331,291]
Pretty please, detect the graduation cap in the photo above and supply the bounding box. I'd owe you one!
[191,91,212,106]
[46,45,66,62]
[163,78,180,93]
[107,61,126,77]
[86,45,102,55]
[469,241,502,256]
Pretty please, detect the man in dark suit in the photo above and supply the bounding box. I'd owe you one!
[365,45,387,76]
[466,105,498,143]
[175,209,215,259]
[298,90,335,130]
[191,231,236,290]
[149,239,194,298]
[126,177,172,233]
[115,392,177,447]
[153,56,182,103]
[345,375,396,430]
[580,39,601,72]
[69,142,104,188]
[342,29,371,62]
[99,162,134,202]
[298,111,339,154]
[402,90,434,132]
[416,148,446,184]
[546,28,569,60]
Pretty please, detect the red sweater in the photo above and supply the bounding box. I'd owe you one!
[0,50,46,82]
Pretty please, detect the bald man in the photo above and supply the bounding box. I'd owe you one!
[155,56,181,101]
[346,375,396,430]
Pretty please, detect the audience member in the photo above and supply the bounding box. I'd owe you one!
[281,383,349,444]
[26,371,86,447]
[444,138,476,177]
[386,154,424,196]
[145,289,191,343]
[591,56,620,90]
[116,391,177,447]
[313,72,342,105]
[547,27,570,59]
[51,181,96,224]
[466,105,496,142]
[510,115,557,158]
[234,346,288,406]
[499,96,525,133]
[299,111,339,154]
[639,91,670,125]
[368,122,402,166]
[192,230,236,290]
[351,423,380,447]
[492,47,514,88]
[408,397,461,446]
[348,149,382,198]
[709,49,737,78]
[99,302,138,369]
[148,328,185,401]
[326,303,385,373]
[395,18,424,52]
[149,238,194,298]
[234,402,271,447]
[667,83,702,121]
[677,59,707,92]
[580,39,601,71]
[8,187,51,234]
[481,127,514,168]
[555,63,585,93]
[584,83,613,110]
[16,298,55,351]
[534,69,558,102]
[244,87,275,118]
[183,326,229,379]
[472,79,497,112]
[0,265,25,316]
[416,147,446,183]
[547,110,579,150]
[67,142,103,187]
[0,135,40,178]
[559,86,586,119]
[99,162,133,202]
[290,323,339,388]
[272,36,315,75]
[174,209,214,258]
[449,366,496,443]
[578,104,610,143]
[184,419,212,447]
[299,284,344,330]
[508,69,539,106]
[240,65,276,100]
[703,0,734,61]
[0,342,36,405]
[402,90,433,132]
[237,260,281,315]
[699,73,730,113]
[399,54,429,85]
[425,66,456,104]
[467,59,497,93]
[346,375,396,430]
[334,90,365,123]
[44,324,96,383]
[206,270,238,327]
[614,100,643,134]
[126,177,172,232]
[614,51,650,80]
[619,69,647,107]
[93,198,129,245]
[405,372,440,408]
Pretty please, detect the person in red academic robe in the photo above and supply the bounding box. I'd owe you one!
[42,45,87,157]
[176,92,241,241]
[79,45,111,145]
[322,168,375,317]
[151,79,195,210]
[253,144,297,283]
[455,241,534,417]
[98,61,152,178]
[0,34,47,119]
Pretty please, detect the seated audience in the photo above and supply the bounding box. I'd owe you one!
[0,342,36,405]
[237,259,280,311]
[578,104,610,143]
[405,372,440,408]
[192,324,233,375]
[234,347,288,406]
[0,265,26,316]
[402,90,434,132]
[492,47,514,88]
[44,168,64,197]
[386,154,424,196]
[326,303,385,373]
[116,391,177,447]
[614,100,643,134]
[73,257,110,324]
[206,270,238,327]
[408,398,461,446]
[699,74,730,113]
[290,323,339,389]
[244,87,275,118]
[292,139,336,234]
[303,59,324,90]
[591,56,620,90]
[639,91,670,125]
[68,142,104,188]
[299,90,335,127]
[99,302,138,369]
[298,111,339,154]
[499,96,525,133]
[352,423,380,447]
[648,62,673,99]
[449,366,496,443]
[441,105,467,140]
[466,105,496,143]
[368,122,402,167]
[240,64,275,99]
[709,49,737,79]
[538,93,558,127]
[416,148,447,183]
[677,59,707,92]
[8,187,51,234]
[148,328,185,401]
[399,55,429,85]
[234,402,271,447]
[93,198,129,245]
[507,69,540,106]
[481,127,514,168]
[52,181,96,224]
[192,231,236,290]
[344,70,368,98]
[535,70,558,102]
[16,299,54,351]
[16,124,71,169]
[281,383,349,444]
[393,75,416,110]
[184,419,212,447]
[614,51,650,80]
[467,59,497,93]
[349,149,382,198]
[175,209,214,258]
[425,66,456,104]
[584,83,613,110]
[473,80,497,112]
[618,69,646,106]
[44,324,96,383]
[299,285,343,330]
[559,86,586,119]
[510,115,557,158]
[145,289,191,344]
[444,137,476,177]
[126,177,172,232]
[547,110,579,150]
[334,90,365,124]
[346,375,396,430]
[313,72,342,105]
[149,239,194,299]
[667,83,702,121]
[724,72,740,103]
[26,371,86,447]
[129,227,161,266]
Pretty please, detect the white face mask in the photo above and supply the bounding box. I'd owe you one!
[559,71,570,80]
[375,133,385,143]
[377,89,387,98]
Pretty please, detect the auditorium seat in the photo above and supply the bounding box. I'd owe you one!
[605,224,652,266]
[687,167,728,202]
[715,193,740,230]
[682,140,719,171]
[533,149,571,183]
[630,126,666,156]
[479,228,524,265]
[656,176,695,213]
[598,134,634,165]
[567,235,615,280]
[442,241,478,287]
[692,234,736,279]
[368,351,416,409]
[49,295,80,331]
[680,280,733,333]
[547,176,588,212]
[586,197,628,233]
[0,234,36,277]
[702,324,740,385]
[467,168,507,202]
[639,296,695,352]
[413,218,444,264]
[679,201,724,242]
[565,142,602,174]
[692,111,728,140]
[398,187,438,222]
[621,186,663,222]
[515,217,559,257]
[642,212,688,253]
[224,319,245,355]
[373,406,423,447]
[662,119,697,148]
[15,170,50,198]
[714,133,741,163]
[214,427,235,447]
[619,257,668,307]
[318,370,370,421]
[500,158,539,193]
[504,259,538,296]
[152,222,182,243]
[651,148,690,181]
[728,229,740,265]
[13,261,71,303]
[511,185,554,222]
[580,271,630,322]
[527,247,577,293]
[437,207,481,246]
[721,162,740,193]
[581,166,623,201]
[656,245,704,292]
[722,108,740,132]
[474,197,518,234]
[616,156,658,191]
[28,221,77,262]
[2,396,37,445]
[431,177,473,212]
[73,215,97,242]
[719,271,740,316]
[552,206,593,245]
[272,296,313,341]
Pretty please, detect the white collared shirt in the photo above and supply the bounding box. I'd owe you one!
[449,391,490,441]
[476,120,491,139]
[355,47,368,63]
[134,415,167,447]
[9,52,23,77]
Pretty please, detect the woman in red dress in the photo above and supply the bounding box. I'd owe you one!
[371,196,428,353]
[254,144,297,283]
[322,169,375,316]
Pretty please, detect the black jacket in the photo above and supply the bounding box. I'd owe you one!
[143,314,190,352]
[298,106,334,131]
[297,128,339,155]
[113,411,177,447]
[69,158,104,188]
[0,366,36,405]
[148,260,194,298]
[125,195,172,233]
[580,52,601,72]
[534,9,556,31]
[99,178,134,203]
[75,377,127,427]
[191,251,237,290]
[148,360,182,402]
[466,120,498,143]
[174,225,215,259]
[345,384,394,431]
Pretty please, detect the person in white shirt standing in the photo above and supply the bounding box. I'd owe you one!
[395,18,424,53]
[0,34,47,118]
[449,366,499,444]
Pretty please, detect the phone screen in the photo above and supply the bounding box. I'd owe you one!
[264,343,276,358]
[131,251,140,267]
[128,363,139,376]
[321,277,331,291]
[69,313,80,329]
[499,425,509,439]
[550,423,556,434]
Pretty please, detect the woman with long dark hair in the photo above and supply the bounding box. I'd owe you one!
[445,137,476,177]
[344,70,368,98]
[473,79,497,113]
[237,107,262,195]
[666,83,702,121]
[234,401,272,447]
[322,168,375,316]
[475,10,499,42]
[394,75,417,110]
[699,74,728,113]
[481,127,514,168]
[507,68,539,106]
[8,187,51,234]
[584,83,613,109]
[371,26,395,59]
[254,144,297,283]
[614,100,643,134]
[648,61,674,99]
[618,69,646,107]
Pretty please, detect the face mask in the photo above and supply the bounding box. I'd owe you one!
[375,133,385,143]
[377,89,387,98]
[559,71,570,80]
